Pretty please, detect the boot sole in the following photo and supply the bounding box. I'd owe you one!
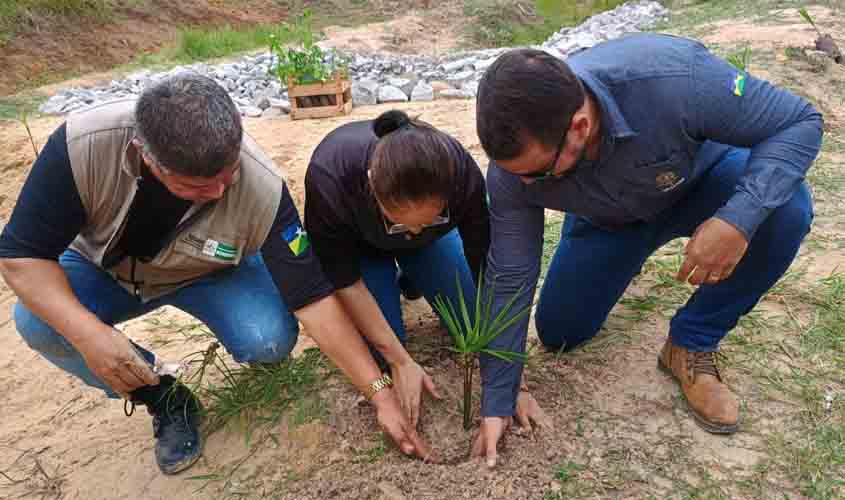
[159,437,203,475]
[657,358,740,435]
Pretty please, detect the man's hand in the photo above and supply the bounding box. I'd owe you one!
[677,217,748,286]
[514,390,552,434]
[390,359,442,427]
[371,387,436,461]
[471,416,512,468]
[76,327,159,397]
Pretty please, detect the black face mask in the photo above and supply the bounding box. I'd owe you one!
[531,142,592,183]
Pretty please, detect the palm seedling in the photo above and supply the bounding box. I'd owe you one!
[799,7,842,64]
[433,272,532,430]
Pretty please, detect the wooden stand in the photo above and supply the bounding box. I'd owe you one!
[288,75,352,120]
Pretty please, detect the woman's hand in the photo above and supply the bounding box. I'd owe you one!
[391,359,442,427]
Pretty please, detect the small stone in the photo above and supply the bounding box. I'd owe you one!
[410,81,434,102]
[241,106,263,117]
[473,57,498,72]
[269,98,291,113]
[352,78,379,106]
[461,80,480,97]
[442,57,477,73]
[39,96,68,115]
[261,107,284,118]
[439,89,473,100]
[429,80,454,97]
[377,85,408,103]
[446,70,475,86]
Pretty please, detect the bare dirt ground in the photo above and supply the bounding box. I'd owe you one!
[1,2,844,500]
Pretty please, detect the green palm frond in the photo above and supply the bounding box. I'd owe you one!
[432,270,532,358]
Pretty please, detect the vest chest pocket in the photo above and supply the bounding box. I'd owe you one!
[171,232,247,267]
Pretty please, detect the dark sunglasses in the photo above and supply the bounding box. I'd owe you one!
[520,133,567,180]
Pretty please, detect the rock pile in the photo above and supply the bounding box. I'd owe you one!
[38,0,668,117]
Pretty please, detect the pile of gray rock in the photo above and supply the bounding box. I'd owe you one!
[38,0,668,117]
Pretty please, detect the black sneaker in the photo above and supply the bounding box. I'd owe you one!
[397,269,423,301]
[128,375,203,474]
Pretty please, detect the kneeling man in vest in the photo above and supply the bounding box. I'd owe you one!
[0,74,431,474]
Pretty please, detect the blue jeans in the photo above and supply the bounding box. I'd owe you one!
[359,229,476,355]
[536,147,813,352]
[14,251,299,398]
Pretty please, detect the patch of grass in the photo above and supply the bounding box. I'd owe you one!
[181,344,328,444]
[767,423,845,500]
[463,0,626,48]
[726,44,752,71]
[356,435,388,463]
[0,93,47,121]
[0,0,114,43]
[799,273,844,362]
[541,212,564,279]
[654,0,784,35]
[134,23,294,66]
[554,460,586,483]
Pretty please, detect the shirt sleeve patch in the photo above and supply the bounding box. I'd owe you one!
[282,223,310,256]
[733,73,746,96]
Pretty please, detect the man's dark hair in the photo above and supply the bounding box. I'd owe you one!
[135,73,242,177]
[477,48,585,161]
[369,109,455,209]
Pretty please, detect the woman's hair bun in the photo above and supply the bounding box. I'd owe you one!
[373,110,412,138]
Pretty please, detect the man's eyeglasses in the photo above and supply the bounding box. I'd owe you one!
[383,208,450,235]
[520,133,567,181]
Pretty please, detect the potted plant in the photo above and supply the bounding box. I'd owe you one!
[269,10,352,119]
[433,273,531,430]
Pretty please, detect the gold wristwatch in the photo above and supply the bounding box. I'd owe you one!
[364,373,393,400]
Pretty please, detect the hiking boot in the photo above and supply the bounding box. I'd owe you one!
[397,269,423,301]
[657,338,740,434]
[128,375,203,474]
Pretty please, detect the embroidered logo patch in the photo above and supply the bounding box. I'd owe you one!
[733,73,746,96]
[202,239,237,261]
[282,223,310,256]
[656,171,685,192]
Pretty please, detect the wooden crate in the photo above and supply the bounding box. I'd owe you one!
[287,75,353,120]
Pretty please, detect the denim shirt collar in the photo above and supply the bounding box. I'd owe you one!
[572,67,638,141]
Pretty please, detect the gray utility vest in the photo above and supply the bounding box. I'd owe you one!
[66,99,284,301]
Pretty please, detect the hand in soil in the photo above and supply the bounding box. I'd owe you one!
[78,328,159,397]
[471,416,512,468]
[391,359,442,427]
[514,390,552,435]
[371,387,436,462]
[677,217,748,286]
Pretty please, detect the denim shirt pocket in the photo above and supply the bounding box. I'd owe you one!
[634,151,690,193]
[608,149,694,221]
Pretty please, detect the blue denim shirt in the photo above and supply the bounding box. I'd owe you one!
[481,33,824,417]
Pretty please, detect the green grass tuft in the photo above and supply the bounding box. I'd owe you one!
[463,0,627,48]
[0,0,114,43]
[180,344,328,444]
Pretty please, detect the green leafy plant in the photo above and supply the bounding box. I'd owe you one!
[798,7,822,37]
[433,272,531,430]
[268,9,347,85]
[726,45,752,72]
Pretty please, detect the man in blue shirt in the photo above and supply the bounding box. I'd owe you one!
[472,33,822,464]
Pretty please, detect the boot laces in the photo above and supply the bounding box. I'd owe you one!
[688,351,722,380]
[153,393,194,437]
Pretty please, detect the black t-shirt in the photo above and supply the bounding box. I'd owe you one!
[0,124,332,311]
[304,120,490,290]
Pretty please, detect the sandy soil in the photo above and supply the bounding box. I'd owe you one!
[0,4,843,500]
